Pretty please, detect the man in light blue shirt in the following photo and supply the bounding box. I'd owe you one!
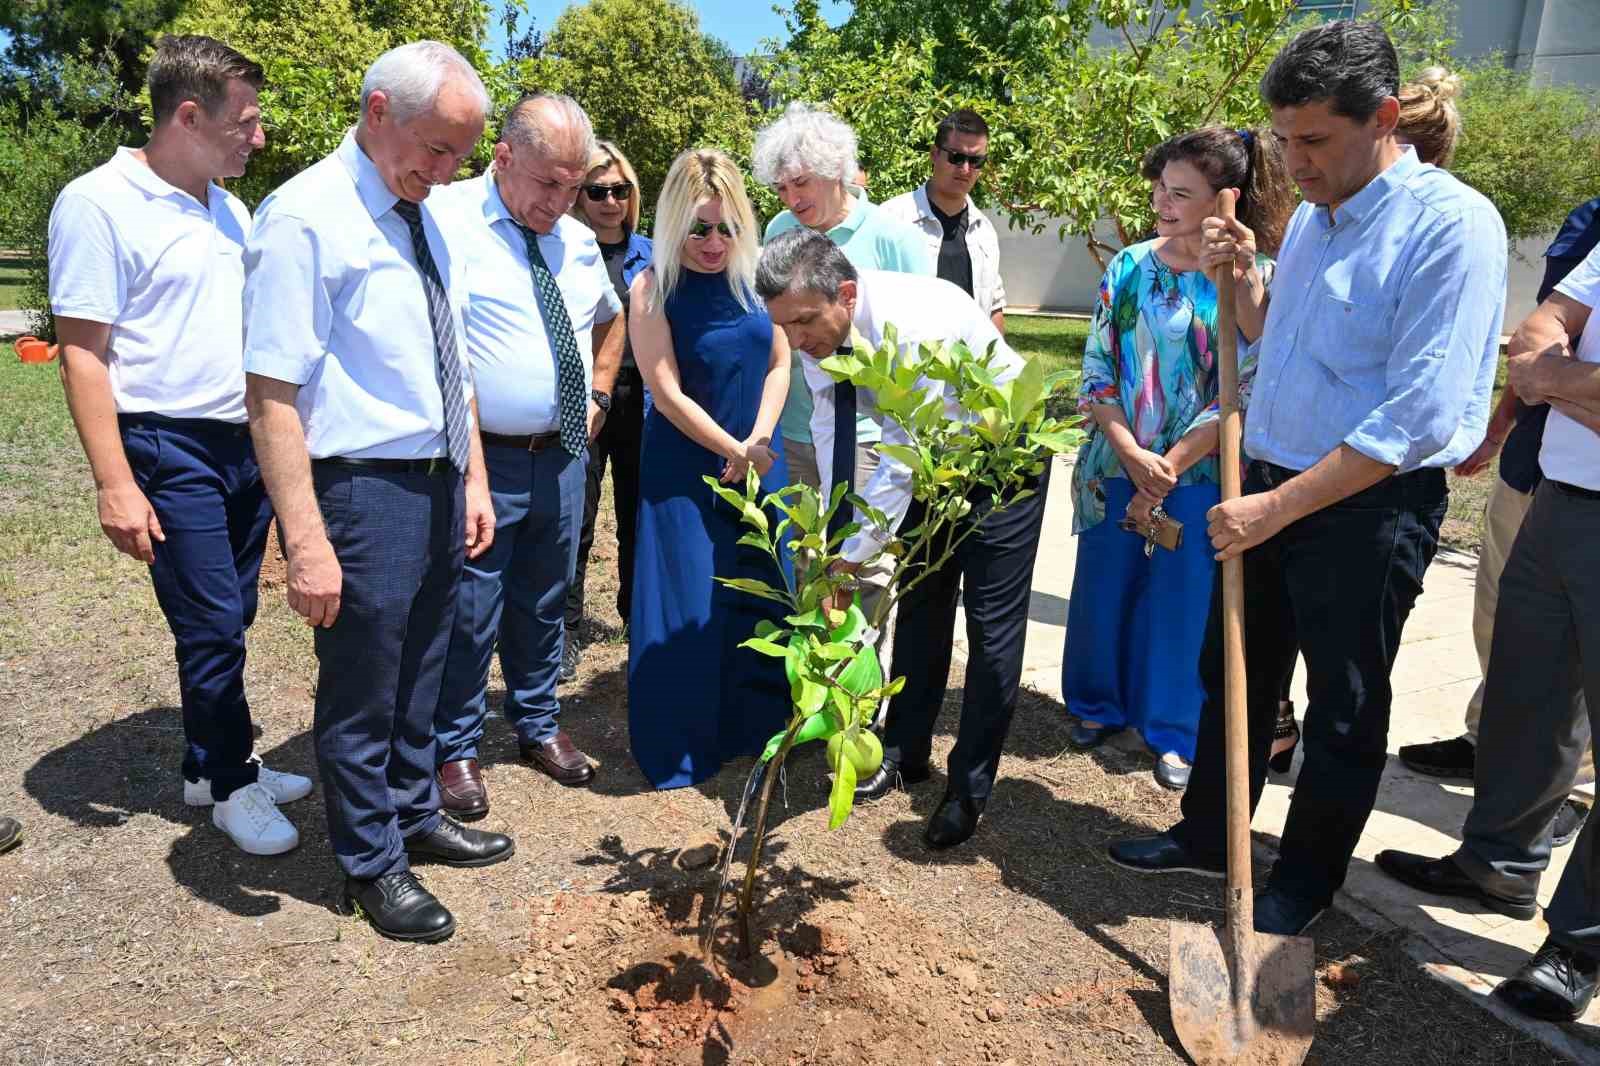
[430,94,623,810]
[1109,21,1508,938]
[244,41,514,944]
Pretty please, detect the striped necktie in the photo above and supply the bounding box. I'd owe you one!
[392,199,471,473]
[518,225,589,459]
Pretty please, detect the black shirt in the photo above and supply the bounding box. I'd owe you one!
[600,238,634,368]
[1498,196,1600,493]
[928,196,974,298]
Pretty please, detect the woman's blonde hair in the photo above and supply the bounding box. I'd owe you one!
[1397,66,1463,169]
[573,139,642,233]
[650,148,760,312]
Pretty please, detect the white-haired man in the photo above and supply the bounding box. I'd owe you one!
[429,94,624,812]
[244,40,512,943]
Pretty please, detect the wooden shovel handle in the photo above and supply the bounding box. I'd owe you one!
[1211,189,1256,966]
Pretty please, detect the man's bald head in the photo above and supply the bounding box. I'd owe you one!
[499,93,598,170]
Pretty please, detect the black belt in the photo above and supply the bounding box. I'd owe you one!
[1553,480,1600,501]
[313,457,454,475]
[117,412,249,436]
[482,430,562,452]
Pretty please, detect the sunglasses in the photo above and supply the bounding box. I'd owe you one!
[583,182,633,202]
[936,145,988,169]
[687,219,737,240]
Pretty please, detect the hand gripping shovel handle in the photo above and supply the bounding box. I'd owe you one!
[1212,188,1255,995]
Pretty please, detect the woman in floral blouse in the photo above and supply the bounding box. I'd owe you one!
[1062,126,1294,790]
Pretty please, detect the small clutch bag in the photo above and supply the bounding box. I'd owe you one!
[1118,506,1183,556]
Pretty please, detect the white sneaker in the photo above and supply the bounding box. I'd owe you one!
[212,782,300,856]
[185,758,313,807]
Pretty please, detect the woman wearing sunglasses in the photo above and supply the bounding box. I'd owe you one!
[626,148,793,790]
[564,140,653,675]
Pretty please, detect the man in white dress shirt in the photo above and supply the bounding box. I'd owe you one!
[430,94,623,811]
[755,228,1049,851]
[243,41,512,944]
[881,108,1007,334]
[49,35,311,857]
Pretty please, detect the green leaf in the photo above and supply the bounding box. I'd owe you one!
[716,577,789,603]
[798,677,827,714]
[827,757,858,830]
[738,637,790,658]
[1009,354,1047,422]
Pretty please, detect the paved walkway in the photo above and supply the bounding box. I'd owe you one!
[954,454,1597,1060]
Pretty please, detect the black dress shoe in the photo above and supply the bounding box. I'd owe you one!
[1374,849,1537,920]
[925,791,981,850]
[854,758,931,802]
[342,870,455,943]
[1494,938,1600,1023]
[405,816,515,868]
[0,816,20,854]
[1069,720,1121,750]
[1397,735,1475,780]
[1253,886,1326,936]
[1107,833,1224,877]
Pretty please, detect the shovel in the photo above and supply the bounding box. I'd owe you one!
[1167,189,1315,1065]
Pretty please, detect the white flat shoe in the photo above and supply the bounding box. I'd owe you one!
[212,782,299,856]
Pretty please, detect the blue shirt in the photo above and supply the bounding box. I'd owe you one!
[1245,148,1507,472]
[765,190,933,445]
[436,174,621,436]
[243,132,474,460]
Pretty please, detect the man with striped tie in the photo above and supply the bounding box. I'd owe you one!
[429,94,623,810]
[243,41,514,944]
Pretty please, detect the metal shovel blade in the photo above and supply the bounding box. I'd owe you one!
[1169,920,1315,1065]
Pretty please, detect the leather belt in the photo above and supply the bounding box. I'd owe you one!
[313,457,454,475]
[482,430,562,452]
[1553,480,1600,501]
[117,412,250,437]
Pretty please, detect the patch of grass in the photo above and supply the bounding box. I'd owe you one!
[0,255,39,313]
[1008,313,1089,380]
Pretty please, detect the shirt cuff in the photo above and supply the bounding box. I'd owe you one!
[243,350,315,386]
[1343,410,1414,471]
[840,526,890,565]
[49,301,116,324]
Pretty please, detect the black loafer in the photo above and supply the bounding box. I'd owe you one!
[1069,721,1120,750]
[1374,849,1537,920]
[854,758,931,802]
[1107,832,1224,877]
[342,870,455,943]
[1494,939,1599,1023]
[1397,735,1475,780]
[1253,886,1326,937]
[405,816,515,868]
[925,791,981,850]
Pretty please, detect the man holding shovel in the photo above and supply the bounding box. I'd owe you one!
[1107,20,1507,937]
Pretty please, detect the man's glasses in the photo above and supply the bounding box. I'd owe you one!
[687,219,737,240]
[583,182,633,202]
[936,145,988,169]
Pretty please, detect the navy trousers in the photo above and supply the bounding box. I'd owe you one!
[312,464,462,880]
[120,414,272,801]
[435,443,585,763]
[883,464,1051,806]
[1172,462,1445,907]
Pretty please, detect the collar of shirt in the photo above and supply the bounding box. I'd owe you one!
[1318,145,1419,230]
[109,146,224,213]
[335,131,402,223]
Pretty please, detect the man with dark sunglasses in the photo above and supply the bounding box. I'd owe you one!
[883,108,1007,334]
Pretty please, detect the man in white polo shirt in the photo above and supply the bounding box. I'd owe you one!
[429,94,622,813]
[1374,243,1600,1023]
[49,34,311,857]
[244,41,513,944]
[881,108,1007,334]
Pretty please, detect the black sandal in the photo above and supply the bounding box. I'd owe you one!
[1269,700,1300,774]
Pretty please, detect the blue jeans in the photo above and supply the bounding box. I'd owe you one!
[312,464,462,880]
[1064,478,1218,762]
[120,415,272,802]
[435,443,585,762]
[1172,461,1445,907]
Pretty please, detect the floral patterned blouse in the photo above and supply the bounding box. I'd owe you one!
[1070,239,1275,533]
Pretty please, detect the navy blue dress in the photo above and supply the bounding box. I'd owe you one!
[629,268,792,789]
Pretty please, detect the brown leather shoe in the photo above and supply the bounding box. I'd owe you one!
[436,758,489,820]
[519,731,595,787]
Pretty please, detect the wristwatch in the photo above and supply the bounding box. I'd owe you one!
[590,389,612,413]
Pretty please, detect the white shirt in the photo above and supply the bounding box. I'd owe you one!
[1542,244,1600,491]
[805,270,1023,563]
[435,173,621,436]
[48,148,253,422]
[879,183,1007,316]
[243,132,474,460]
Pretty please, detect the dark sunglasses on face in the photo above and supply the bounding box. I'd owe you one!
[583,182,633,202]
[936,145,987,169]
[688,219,736,240]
